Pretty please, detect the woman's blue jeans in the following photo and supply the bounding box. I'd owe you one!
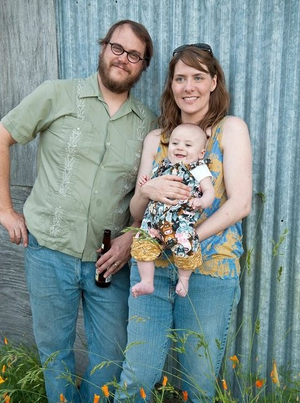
[25,232,130,403]
[114,259,240,403]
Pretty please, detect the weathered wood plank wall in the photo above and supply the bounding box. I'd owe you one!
[0,0,89,372]
[0,0,58,343]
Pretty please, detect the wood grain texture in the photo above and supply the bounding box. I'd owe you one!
[0,187,88,373]
[0,187,33,342]
[0,0,58,186]
[0,0,88,374]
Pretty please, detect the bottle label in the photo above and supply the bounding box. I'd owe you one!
[95,270,112,283]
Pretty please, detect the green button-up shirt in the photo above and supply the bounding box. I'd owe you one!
[2,73,156,261]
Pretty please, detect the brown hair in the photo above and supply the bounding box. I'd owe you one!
[98,19,153,71]
[158,47,230,137]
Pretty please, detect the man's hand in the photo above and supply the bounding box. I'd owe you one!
[95,231,133,278]
[0,209,28,246]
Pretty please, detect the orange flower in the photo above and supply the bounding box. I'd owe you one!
[2,365,6,374]
[229,355,239,369]
[0,376,7,384]
[93,394,100,403]
[59,394,66,402]
[182,390,188,401]
[162,376,168,387]
[140,388,146,399]
[222,379,228,390]
[255,379,264,388]
[3,393,10,403]
[4,338,8,345]
[271,360,280,387]
[101,385,109,398]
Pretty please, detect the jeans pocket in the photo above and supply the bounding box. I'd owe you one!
[27,232,43,250]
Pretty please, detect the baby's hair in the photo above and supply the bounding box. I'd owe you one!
[162,123,206,146]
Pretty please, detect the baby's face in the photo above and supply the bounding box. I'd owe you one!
[168,126,206,164]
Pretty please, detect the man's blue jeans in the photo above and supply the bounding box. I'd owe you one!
[115,259,240,402]
[25,232,130,403]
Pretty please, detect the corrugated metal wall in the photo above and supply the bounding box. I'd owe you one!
[1,0,299,396]
[55,0,300,390]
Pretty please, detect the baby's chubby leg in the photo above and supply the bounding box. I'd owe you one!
[132,261,155,298]
[176,269,192,297]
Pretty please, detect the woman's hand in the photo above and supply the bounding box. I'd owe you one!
[130,174,191,222]
[140,174,191,205]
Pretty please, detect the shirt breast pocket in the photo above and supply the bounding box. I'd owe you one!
[60,116,95,156]
[47,115,95,158]
[123,139,143,171]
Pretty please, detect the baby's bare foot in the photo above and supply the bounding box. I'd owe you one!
[132,281,154,298]
[175,278,189,297]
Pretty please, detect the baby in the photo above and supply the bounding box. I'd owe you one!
[131,123,215,297]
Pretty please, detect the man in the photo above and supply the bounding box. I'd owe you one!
[0,20,156,403]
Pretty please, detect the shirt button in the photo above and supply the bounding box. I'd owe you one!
[101,166,104,169]
[94,190,98,194]
[106,142,111,146]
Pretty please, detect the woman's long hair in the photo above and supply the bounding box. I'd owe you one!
[158,47,230,138]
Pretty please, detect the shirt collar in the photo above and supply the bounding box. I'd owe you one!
[79,73,145,120]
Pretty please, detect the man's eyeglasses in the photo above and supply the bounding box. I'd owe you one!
[173,43,213,57]
[107,42,148,64]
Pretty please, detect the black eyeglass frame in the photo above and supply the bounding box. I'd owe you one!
[172,43,213,57]
[107,42,148,64]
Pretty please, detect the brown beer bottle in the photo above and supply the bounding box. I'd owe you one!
[95,229,112,288]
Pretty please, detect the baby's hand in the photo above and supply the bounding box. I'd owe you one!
[138,175,150,187]
[189,198,204,210]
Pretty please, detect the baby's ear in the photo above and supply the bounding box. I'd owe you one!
[199,148,206,158]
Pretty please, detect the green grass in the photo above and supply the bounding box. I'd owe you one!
[1,336,299,402]
[0,337,47,402]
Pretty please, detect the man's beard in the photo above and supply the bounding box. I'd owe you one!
[98,56,143,94]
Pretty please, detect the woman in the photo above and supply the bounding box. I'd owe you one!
[115,43,252,402]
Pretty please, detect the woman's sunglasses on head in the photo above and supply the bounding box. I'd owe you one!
[173,43,213,57]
